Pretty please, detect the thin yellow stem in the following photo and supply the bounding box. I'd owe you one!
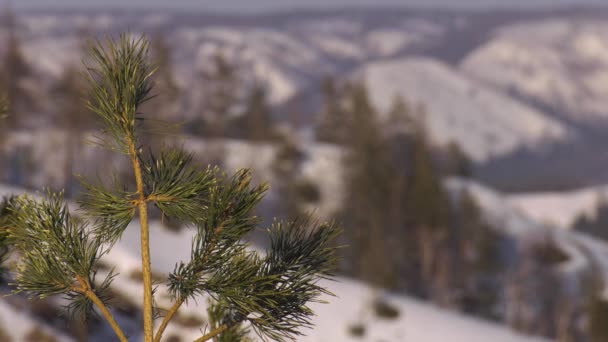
[194,324,230,342]
[129,139,154,342]
[75,276,128,342]
[153,299,183,342]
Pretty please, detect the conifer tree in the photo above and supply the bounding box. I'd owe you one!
[139,34,181,154]
[234,83,275,141]
[443,142,472,178]
[0,7,33,128]
[201,53,238,139]
[3,35,339,342]
[316,75,347,144]
[0,97,11,271]
[272,133,319,221]
[340,82,396,288]
[589,295,608,342]
[52,64,95,197]
[406,113,450,294]
[187,52,240,142]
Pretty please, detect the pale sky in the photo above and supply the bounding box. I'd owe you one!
[8,0,608,13]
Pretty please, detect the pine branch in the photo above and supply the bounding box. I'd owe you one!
[71,273,128,342]
[5,193,127,341]
[167,169,268,302]
[78,175,137,245]
[156,170,267,341]
[206,298,252,342]
[85,34,155,154]
[143,148,217,222]
[194,323,237,342]
[194,218,340,342]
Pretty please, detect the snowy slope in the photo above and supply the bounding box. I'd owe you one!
[0,301,74,342]
[461,19,608,122]
[446,179,607,294]
[303,279,550,342]
[88,220,559,342]
[0,184,552,342]
[359,57,570,162]
[506,185,608,229]
[9,12,449,108]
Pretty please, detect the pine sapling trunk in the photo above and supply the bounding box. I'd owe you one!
[129,139,154,341]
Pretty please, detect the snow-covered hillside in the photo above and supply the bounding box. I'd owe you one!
[11,12,450,107]
[506,185,608,229]
[461,19,608,122]
[446,178,608,296]
[0,185,553,342]
[15,10,608,165]
[303,279,550,342]
[359,58,570,162]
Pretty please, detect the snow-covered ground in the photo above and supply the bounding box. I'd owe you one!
[303,278,550,342]
[447,178,608,294]
[506,185,608,229]
[0,184,553,342]
[0,300,73,342]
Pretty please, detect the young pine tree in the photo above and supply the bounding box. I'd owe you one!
[1,35,340,342]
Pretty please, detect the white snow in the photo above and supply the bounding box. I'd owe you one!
[461,19,608,122]
[506,186,608,229]
[303,278,550,342]
[0,182,554,342]
[310,35,365,60]
[365,29,418,57]
[0,301,74,341]
[446,179,608,295]
[359,57,570,162]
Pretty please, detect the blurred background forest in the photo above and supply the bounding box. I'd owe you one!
[3,1,608,341]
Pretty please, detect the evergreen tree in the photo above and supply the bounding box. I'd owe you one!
[316,75,347,144]
[443,142,472,178]
[272,133,319,220]
[187,52,240,140]
[0,94,7,164]
[573,193,608,241]
[0,7,33,128]
[52,64,95,197]
[589,295,608,342]
[340,82,396,288]
[454,191,504,319]
[3,35,340,342]
[202,53,238,138]
[405,112,451,297]
[0,99,12,274]
[149,34,179,117]
[233,83,275,141]
[139,34,181,154]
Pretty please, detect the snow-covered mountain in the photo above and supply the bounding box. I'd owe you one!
[13,11,451,105]
[461,19,608,123]
[6,10,577,163]
[358,57,570,162]
[11,9,608,169]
